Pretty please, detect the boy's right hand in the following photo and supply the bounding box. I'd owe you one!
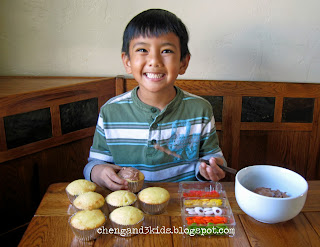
[91,164,128,191]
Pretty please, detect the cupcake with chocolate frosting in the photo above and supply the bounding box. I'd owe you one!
[118,167,144,193]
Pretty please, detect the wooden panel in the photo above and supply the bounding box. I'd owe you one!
[115,75,125,96]
[50,105,62,137]
[239,213,320,247]
[222,96,242,171]
[0,137,92,234]
[239,130,311,178]
[124,79,320,97]
[307,98,320,180]
[0,117,7,151]
[0,77,115,163]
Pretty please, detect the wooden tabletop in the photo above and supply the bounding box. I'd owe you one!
[19,181,320,246]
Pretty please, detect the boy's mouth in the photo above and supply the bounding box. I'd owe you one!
[145,73,165,79]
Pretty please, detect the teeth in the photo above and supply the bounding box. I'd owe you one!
[145,73,164,79]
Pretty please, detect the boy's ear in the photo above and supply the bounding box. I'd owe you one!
[121,52,132,74]
[179,54,190,75]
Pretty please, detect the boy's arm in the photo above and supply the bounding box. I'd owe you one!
[83,112,114,181]
[195,113,227,181]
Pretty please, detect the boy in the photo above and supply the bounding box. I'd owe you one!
[84,9,227,191]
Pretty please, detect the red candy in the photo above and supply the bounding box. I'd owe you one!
[186,216,227,225]
[183,190,219,198]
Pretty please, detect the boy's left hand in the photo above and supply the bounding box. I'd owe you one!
[199,157,225,181]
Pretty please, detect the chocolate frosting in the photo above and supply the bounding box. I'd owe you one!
[254,187,289,198]
[118,167,139,181]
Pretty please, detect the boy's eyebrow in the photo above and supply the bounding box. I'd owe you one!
[132,42,177,49]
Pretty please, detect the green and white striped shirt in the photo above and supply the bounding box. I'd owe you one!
[84,86,226,182]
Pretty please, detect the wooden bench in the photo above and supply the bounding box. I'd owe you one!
[116,76,320,180]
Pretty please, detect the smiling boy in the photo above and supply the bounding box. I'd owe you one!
[84,9,227,191]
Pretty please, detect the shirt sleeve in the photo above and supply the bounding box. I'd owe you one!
[83,110,114,181]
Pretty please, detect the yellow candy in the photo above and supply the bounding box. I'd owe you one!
[184,199,222,206]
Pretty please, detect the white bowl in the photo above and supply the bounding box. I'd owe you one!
[235,165,308,223]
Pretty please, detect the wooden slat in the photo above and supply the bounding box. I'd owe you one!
[274,96,284,123]
[0,117,6,151]
[125,79,320,97]
[50,105,62,137]
[0,76,111,98]
[222,96,242,170]
[115,75,125,95]
[240,122,313,131]
[239,213,320,247]
[307,98,320,180]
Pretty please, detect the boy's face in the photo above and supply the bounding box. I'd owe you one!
[122,32,190,95]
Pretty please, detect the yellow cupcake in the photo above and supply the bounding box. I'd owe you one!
[109,206,144,237]
[73,191,107,214]
[138,187,170,214]
[69,209,106,241]
[106,190,137,212]
[66,179,96,203]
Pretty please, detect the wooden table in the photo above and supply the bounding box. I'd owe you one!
[19,181,320,246]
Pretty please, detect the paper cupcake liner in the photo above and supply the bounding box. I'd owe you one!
[66,189,78,204]
[138,199,169,215]
[107,195,138,213]
[72,202,108,215]
[109,216,144,237]
[68,213,106,241]
[127,179,144,193]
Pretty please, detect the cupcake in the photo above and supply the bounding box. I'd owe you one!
[66,179,96,203]
[105,190,137,212]
[69,209,106,241]
[109,206,144,237]
[118,167,144,193]
[73,191,108,214]
[138,187,170,215]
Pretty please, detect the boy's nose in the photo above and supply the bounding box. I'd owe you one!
[148,52,163,67]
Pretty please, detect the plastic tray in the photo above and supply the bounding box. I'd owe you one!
[179,181,236,237]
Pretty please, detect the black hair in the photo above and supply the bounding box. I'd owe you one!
[122,9,190,60]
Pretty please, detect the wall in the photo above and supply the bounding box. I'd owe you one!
[1,0,320,83]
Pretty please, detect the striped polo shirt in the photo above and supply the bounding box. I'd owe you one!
[84,86,225,182]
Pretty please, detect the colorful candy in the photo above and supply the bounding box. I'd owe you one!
[186,216,227,225]
[186,206,223,216]
[184,199,223,207]
[183,190,219,198]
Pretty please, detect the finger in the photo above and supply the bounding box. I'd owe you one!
[199,162,210,180]
[105,177,128,191]
[206,166,220,182]
[107,164,123,171]
[209,163,226,180]
[108,170,128,186]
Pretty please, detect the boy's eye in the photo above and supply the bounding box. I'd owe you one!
[136,48,147,52]
[162,49,173,53]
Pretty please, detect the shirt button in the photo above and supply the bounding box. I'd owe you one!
[151,139,157,145]
[151,108,157,113]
